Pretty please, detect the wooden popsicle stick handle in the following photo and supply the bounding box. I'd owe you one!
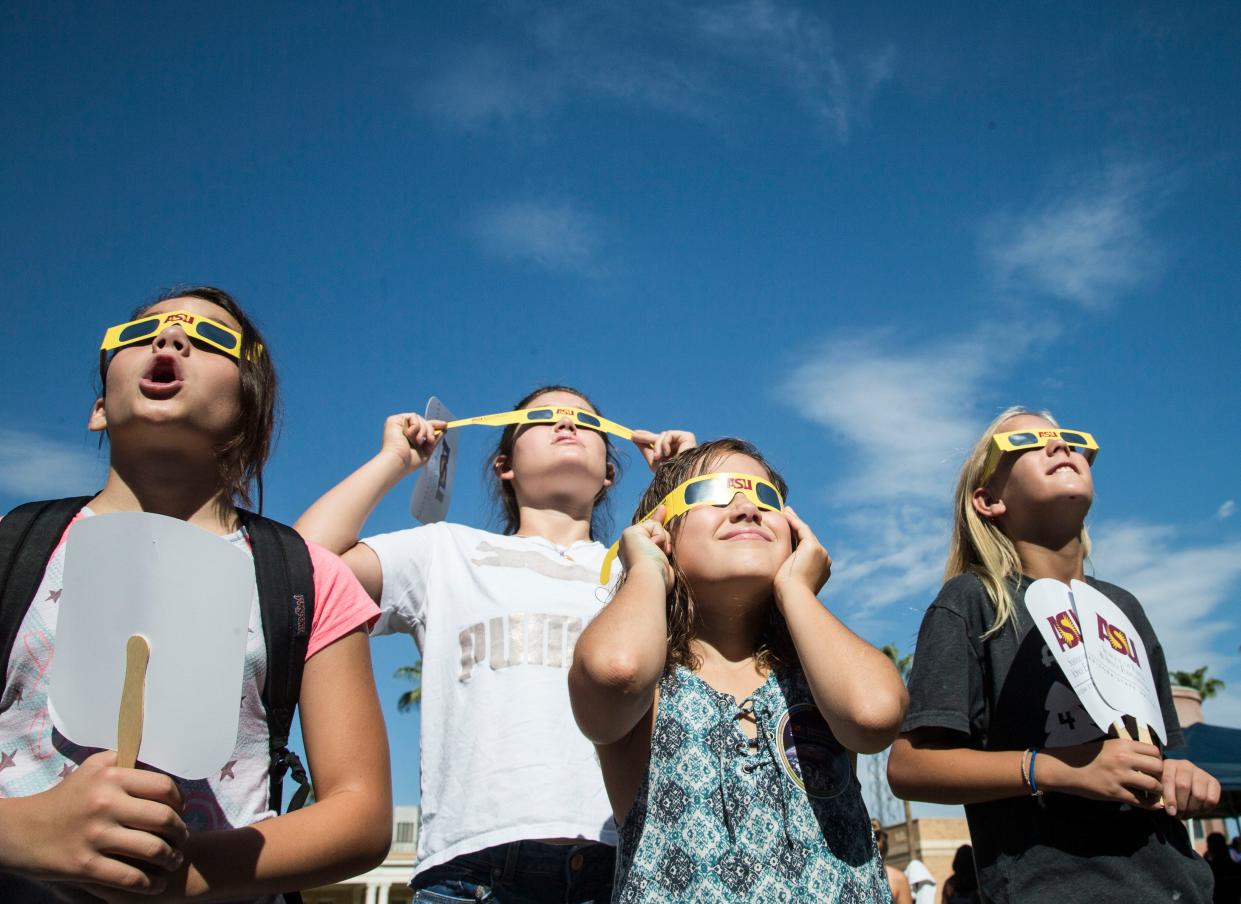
[116,634,150,769]
[1134,720,1166,807]
[1113,718,1132,740]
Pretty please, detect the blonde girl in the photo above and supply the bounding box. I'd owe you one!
[888,407,1219,903]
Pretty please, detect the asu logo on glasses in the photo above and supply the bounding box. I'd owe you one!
[980,427,1100,480]
[443,407,636,442]
[599,472,787,584]
[100,310,258,362]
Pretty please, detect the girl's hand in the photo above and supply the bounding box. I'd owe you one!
[1,751,187,894]
[1160,757,1221,817]
[618,505,675,590]
[773,506,831,601]
[379,413,446,475]
[1040,738,1165,807]
[631,430,697,472]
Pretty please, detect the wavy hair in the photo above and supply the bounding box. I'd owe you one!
[945,406,1092,637]
[624,438,795,672]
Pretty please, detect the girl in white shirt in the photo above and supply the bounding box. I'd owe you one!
[297,385,693,904]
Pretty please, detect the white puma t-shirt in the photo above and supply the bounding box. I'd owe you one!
[364,522,618,875]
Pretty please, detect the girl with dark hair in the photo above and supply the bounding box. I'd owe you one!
[296,386,693,903]
[0,288,391,901]
[940,845,980,904]
[569,438,904,902]
[888,408,1219,903]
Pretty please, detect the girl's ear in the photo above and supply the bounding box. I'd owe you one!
[494,454,514,483]
[972,486,1006,520]
[87,397,107,433]
[603,461,615,489]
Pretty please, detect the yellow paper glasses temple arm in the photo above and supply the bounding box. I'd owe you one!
[981,428,1099,480]
[598,472,785,584]
[442,407,636,442]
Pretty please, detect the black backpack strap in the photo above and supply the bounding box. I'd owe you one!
[0,497,94,682]
[238,510,315,818]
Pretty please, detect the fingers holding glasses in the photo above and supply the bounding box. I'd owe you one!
[381,413,445,473]
[632,430,697,472]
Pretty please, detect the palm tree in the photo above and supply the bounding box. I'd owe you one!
[881,644,913,680]
[1171,665,1225,700]
[395,660,423,713]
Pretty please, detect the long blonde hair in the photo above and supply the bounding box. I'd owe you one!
[945,406,1092,637]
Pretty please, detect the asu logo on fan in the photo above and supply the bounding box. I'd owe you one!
[1096,615,1141,665]
[1045,610,1082,652]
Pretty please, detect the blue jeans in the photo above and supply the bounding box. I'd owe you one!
[411,841,615,904]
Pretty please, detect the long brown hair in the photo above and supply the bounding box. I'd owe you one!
[485,384,624,540]
[98,286,279,513]
[626,438,795,673]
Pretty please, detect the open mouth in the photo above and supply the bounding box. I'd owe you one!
[146,358,180,384]
[139,355,184,395]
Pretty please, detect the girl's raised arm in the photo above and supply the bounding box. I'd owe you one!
[296,413,442,598]
[569,509,673,746]
[774,507,907,755]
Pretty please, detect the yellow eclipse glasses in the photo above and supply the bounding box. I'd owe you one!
[444,406,635,442]
[599,472,785,584]
[100,310,253,361]
[981,427,1099,480]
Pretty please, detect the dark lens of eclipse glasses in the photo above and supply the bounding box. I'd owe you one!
[196,320,239,350]
[525,409,555,421]
[575,412,602,428]
[1006,432,1039,448]
[756,482,782,509]
[683,477,728,506]
[117,318,161,344]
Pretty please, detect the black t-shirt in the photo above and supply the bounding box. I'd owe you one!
[903,572,1213,904]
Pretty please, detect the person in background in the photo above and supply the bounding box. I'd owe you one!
[872,819,913,904]
[940,845,980,904]
[904,857,937,904]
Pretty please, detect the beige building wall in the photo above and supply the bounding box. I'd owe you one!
[880,816,971,889]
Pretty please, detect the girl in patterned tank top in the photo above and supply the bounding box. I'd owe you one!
[570,438,906,903]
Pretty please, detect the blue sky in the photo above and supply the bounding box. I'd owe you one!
[2,2,1239,819]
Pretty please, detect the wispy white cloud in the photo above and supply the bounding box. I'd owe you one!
[781,330,1004,618]
[782,329,1035,503]
[1218,499,1236,520]
[472,199,605,275]
[693,0,895,142]
[983,161,1165,309]
[0,428,105,498]
[1088,520,1241,672]
[419,1,892,145]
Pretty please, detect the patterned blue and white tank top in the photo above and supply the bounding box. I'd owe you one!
[613,665,891,903]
